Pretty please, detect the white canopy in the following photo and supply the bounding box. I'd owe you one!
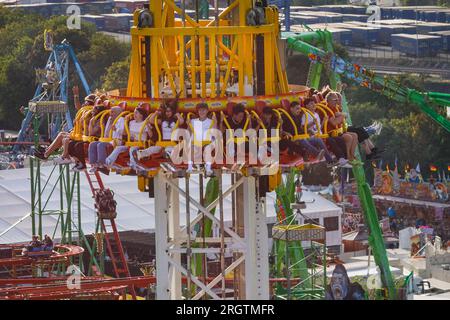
[0,165,341,244]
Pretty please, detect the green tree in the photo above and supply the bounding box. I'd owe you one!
[0,10,131,130]
[101,58,130,92]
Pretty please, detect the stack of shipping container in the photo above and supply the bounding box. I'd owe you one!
[4,1,450,56]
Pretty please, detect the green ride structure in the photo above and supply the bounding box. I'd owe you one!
[270,29,450,300]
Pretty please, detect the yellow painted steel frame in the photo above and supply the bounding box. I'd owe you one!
[71,105,93,140]
[127,0,288,100]
[99,111,132,143]
[253,110,281,143]
[154,113,179,147]
[81,109,106,142]
[221,110,250,144]
[316,101,344,137]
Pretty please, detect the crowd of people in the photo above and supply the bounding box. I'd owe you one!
[33,85,383,176]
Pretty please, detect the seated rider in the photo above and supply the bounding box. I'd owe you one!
[220,103,252,166]
[33,90,97,161]
[186,102,217,176]
[43,234,54,251]
[105,106,151,168]
[88,106,125,174]
[326,91,383,160]
[27,235,42,252]
[303,98,349,167]
[281,101,329,162]
[135,102,184,162]
[68,103,107,171]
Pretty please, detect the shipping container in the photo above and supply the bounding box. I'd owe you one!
[290,14,321,25]
[16,0,47,4]
[102,13,133,32]
[290,6,319,13]
[352,6,367,15]
[377,19,421,26]
[330,28,352,46]
[391,33,442,57]
[81,14,105,30]
[398,8,416,20]
[390,8,401,20]
[377,25,416,45]
[341,14,369,23]
[381,7,393,20]
[429,30,450,52]
[436,10,450,23]
[307,12,343,24]
[416,22,450,34]
[343,25,380,47]
[316,5,342,13]
[114,0,147,13]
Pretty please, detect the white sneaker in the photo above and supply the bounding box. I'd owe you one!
[136,150,144,161]
[53,157,73,165]
[375,122,383,135]
[205,163,214,177]
[341,162,353,169]
[338,158,349,167]
[186,162,194,173]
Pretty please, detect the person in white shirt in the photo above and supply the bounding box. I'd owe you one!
[135,103,184,162]
[302,98,348,166]
[186,103,217,176]
[105,106,151,167]
[88,106,125,174]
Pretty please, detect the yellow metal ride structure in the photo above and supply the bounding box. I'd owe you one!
[115,1,310,300]
[126,0,290,101]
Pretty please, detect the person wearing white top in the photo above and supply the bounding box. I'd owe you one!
[88,106,126,171]
[301,110,322,136]
[303,98,348,166]
[106,106,150,167]
[136,104,184,162]
[186,103,217,176]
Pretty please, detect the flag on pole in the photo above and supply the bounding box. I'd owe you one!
[386,164,390,173]
[416,163,424,183]
[430,165,438,172]
[448,165,450,172]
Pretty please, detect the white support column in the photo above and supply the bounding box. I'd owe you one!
[243,176,270,300]
[168,178,182,299]
[154,172,170,300]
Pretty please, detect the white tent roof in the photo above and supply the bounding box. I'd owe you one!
[0,165,340,244]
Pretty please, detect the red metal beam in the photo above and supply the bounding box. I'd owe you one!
[4,286,128,300]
